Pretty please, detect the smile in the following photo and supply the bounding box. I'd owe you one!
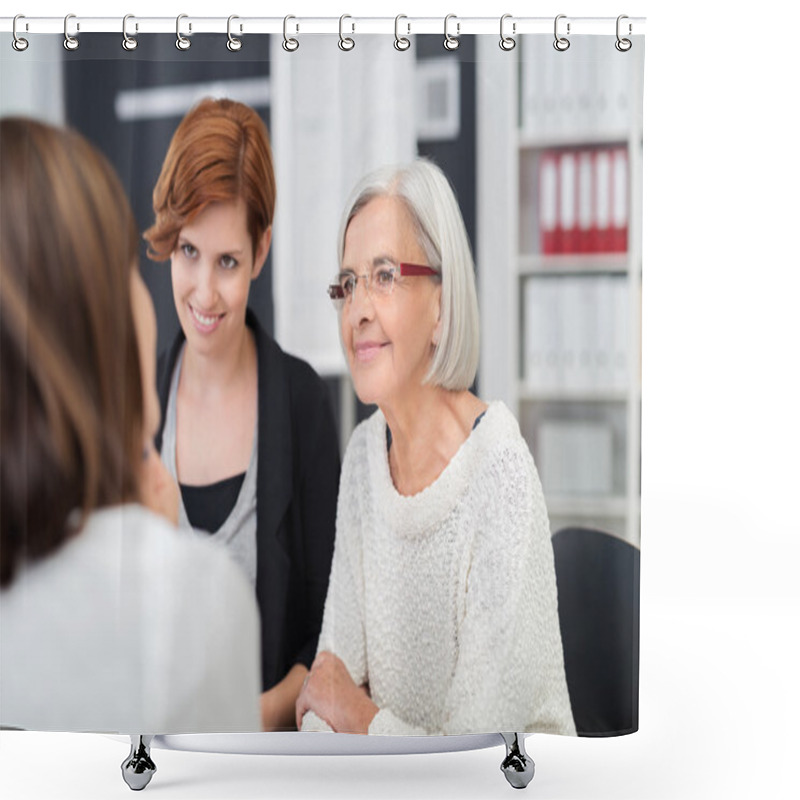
[354,341,388,363]
[189,304,224,331]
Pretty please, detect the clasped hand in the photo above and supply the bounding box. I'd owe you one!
[295,651,378,734]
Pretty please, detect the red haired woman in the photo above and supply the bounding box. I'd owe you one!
[145,99,339,731]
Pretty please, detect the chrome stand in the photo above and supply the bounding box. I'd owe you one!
[500,732,535,789]
[121,735,156,791]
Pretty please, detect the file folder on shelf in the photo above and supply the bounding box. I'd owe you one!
[534,145,629,256]
[539,151,559,255]
[611,146,629,253]
[558,151,578,254]
[522,275,629,395]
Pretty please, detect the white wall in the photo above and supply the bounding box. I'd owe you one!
[0,35,64,122]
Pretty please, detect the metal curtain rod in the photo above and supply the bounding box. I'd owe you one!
[0,15,646,37]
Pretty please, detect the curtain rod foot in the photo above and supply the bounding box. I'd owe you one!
[500,732,535,789]
[121,735,156,791]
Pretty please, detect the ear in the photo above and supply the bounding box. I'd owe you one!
[431,284,443,346]
[251,226,272,281]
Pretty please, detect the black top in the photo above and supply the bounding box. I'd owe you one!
[180,473,245,534]
[156,309,340,694]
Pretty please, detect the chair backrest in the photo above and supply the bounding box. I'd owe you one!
[551,526,640,736]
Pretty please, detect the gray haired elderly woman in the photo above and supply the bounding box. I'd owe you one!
[296,159,576,737]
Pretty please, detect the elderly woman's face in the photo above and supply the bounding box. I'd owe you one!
[340,196,441,408]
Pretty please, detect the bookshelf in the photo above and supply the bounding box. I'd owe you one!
[477,36,643,547]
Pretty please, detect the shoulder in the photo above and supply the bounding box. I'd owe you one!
[472,402,535,477]
[156,327,185,396]
[334,410,386,508]
[252,318,329,406]
[5,504,257,624]
[341,409,384,475]
[103,506,255,606]
[468,403,549,537]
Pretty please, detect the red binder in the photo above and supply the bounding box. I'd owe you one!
[558,151,578,253]
[577,148,593,253]
[611,146,629,252]
[539,151,559,255]
[594,148,612,253]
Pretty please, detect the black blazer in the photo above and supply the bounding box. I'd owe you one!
[155,309,340,693]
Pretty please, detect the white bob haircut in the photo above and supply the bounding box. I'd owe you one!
[337,158,480,392]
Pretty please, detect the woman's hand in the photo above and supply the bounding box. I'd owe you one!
[140,442,179,527]
[260,663,308,731]
[295,651,378,734]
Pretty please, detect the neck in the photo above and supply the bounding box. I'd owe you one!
[381,385,485,496]
[181,324,255,399]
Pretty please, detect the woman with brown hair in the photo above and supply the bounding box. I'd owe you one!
[145,98,340,731]
[0,117,261,733]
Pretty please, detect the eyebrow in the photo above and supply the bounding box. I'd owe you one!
[177,236,246,257]
[341,254,398,272]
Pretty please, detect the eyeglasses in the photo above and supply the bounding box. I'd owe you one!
[327,262,438,310]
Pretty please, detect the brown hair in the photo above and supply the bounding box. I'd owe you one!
[0,117,143,588]
[144,98,276,261]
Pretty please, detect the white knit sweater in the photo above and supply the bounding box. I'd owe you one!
[304,401,576,736]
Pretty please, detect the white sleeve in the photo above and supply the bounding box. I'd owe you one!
[300,710,333,732]
[439,445,576,736]
[368,707,427,736]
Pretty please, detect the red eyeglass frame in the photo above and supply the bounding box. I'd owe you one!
[327,262,438,301]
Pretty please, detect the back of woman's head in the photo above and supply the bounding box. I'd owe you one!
[144,98,276,261]
[0,117,143,588]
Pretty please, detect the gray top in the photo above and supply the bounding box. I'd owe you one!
[0,504,261,733]
[162,345,258,588]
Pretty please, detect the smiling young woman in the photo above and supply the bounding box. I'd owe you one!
[144,98,340,732]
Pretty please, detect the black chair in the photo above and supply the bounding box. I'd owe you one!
[551,526,640,736]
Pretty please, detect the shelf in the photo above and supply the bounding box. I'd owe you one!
[476,41,642,548]
[518,386,628,404]
[519,254,630,276]
[544,494,630,519]
[517,131,630,150]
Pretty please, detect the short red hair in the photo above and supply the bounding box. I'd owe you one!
[144,98,276,261]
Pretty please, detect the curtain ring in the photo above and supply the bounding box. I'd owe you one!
[63,14,79,51]
[394,15,410,51]
[499,14,515,51]
[339,15,355,51]
[615,15,632,52]
[443,14,460,51]
[122,14,138,51]
[283,15,299,51]
[12,14,29,51]
[227,15,242,52]
[176,14,191,50]
[553,14,570,51]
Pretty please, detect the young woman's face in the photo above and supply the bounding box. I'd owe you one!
[171,198,270,358]
[340,196,441,409]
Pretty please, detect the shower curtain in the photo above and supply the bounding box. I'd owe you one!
[0,17,644,744]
